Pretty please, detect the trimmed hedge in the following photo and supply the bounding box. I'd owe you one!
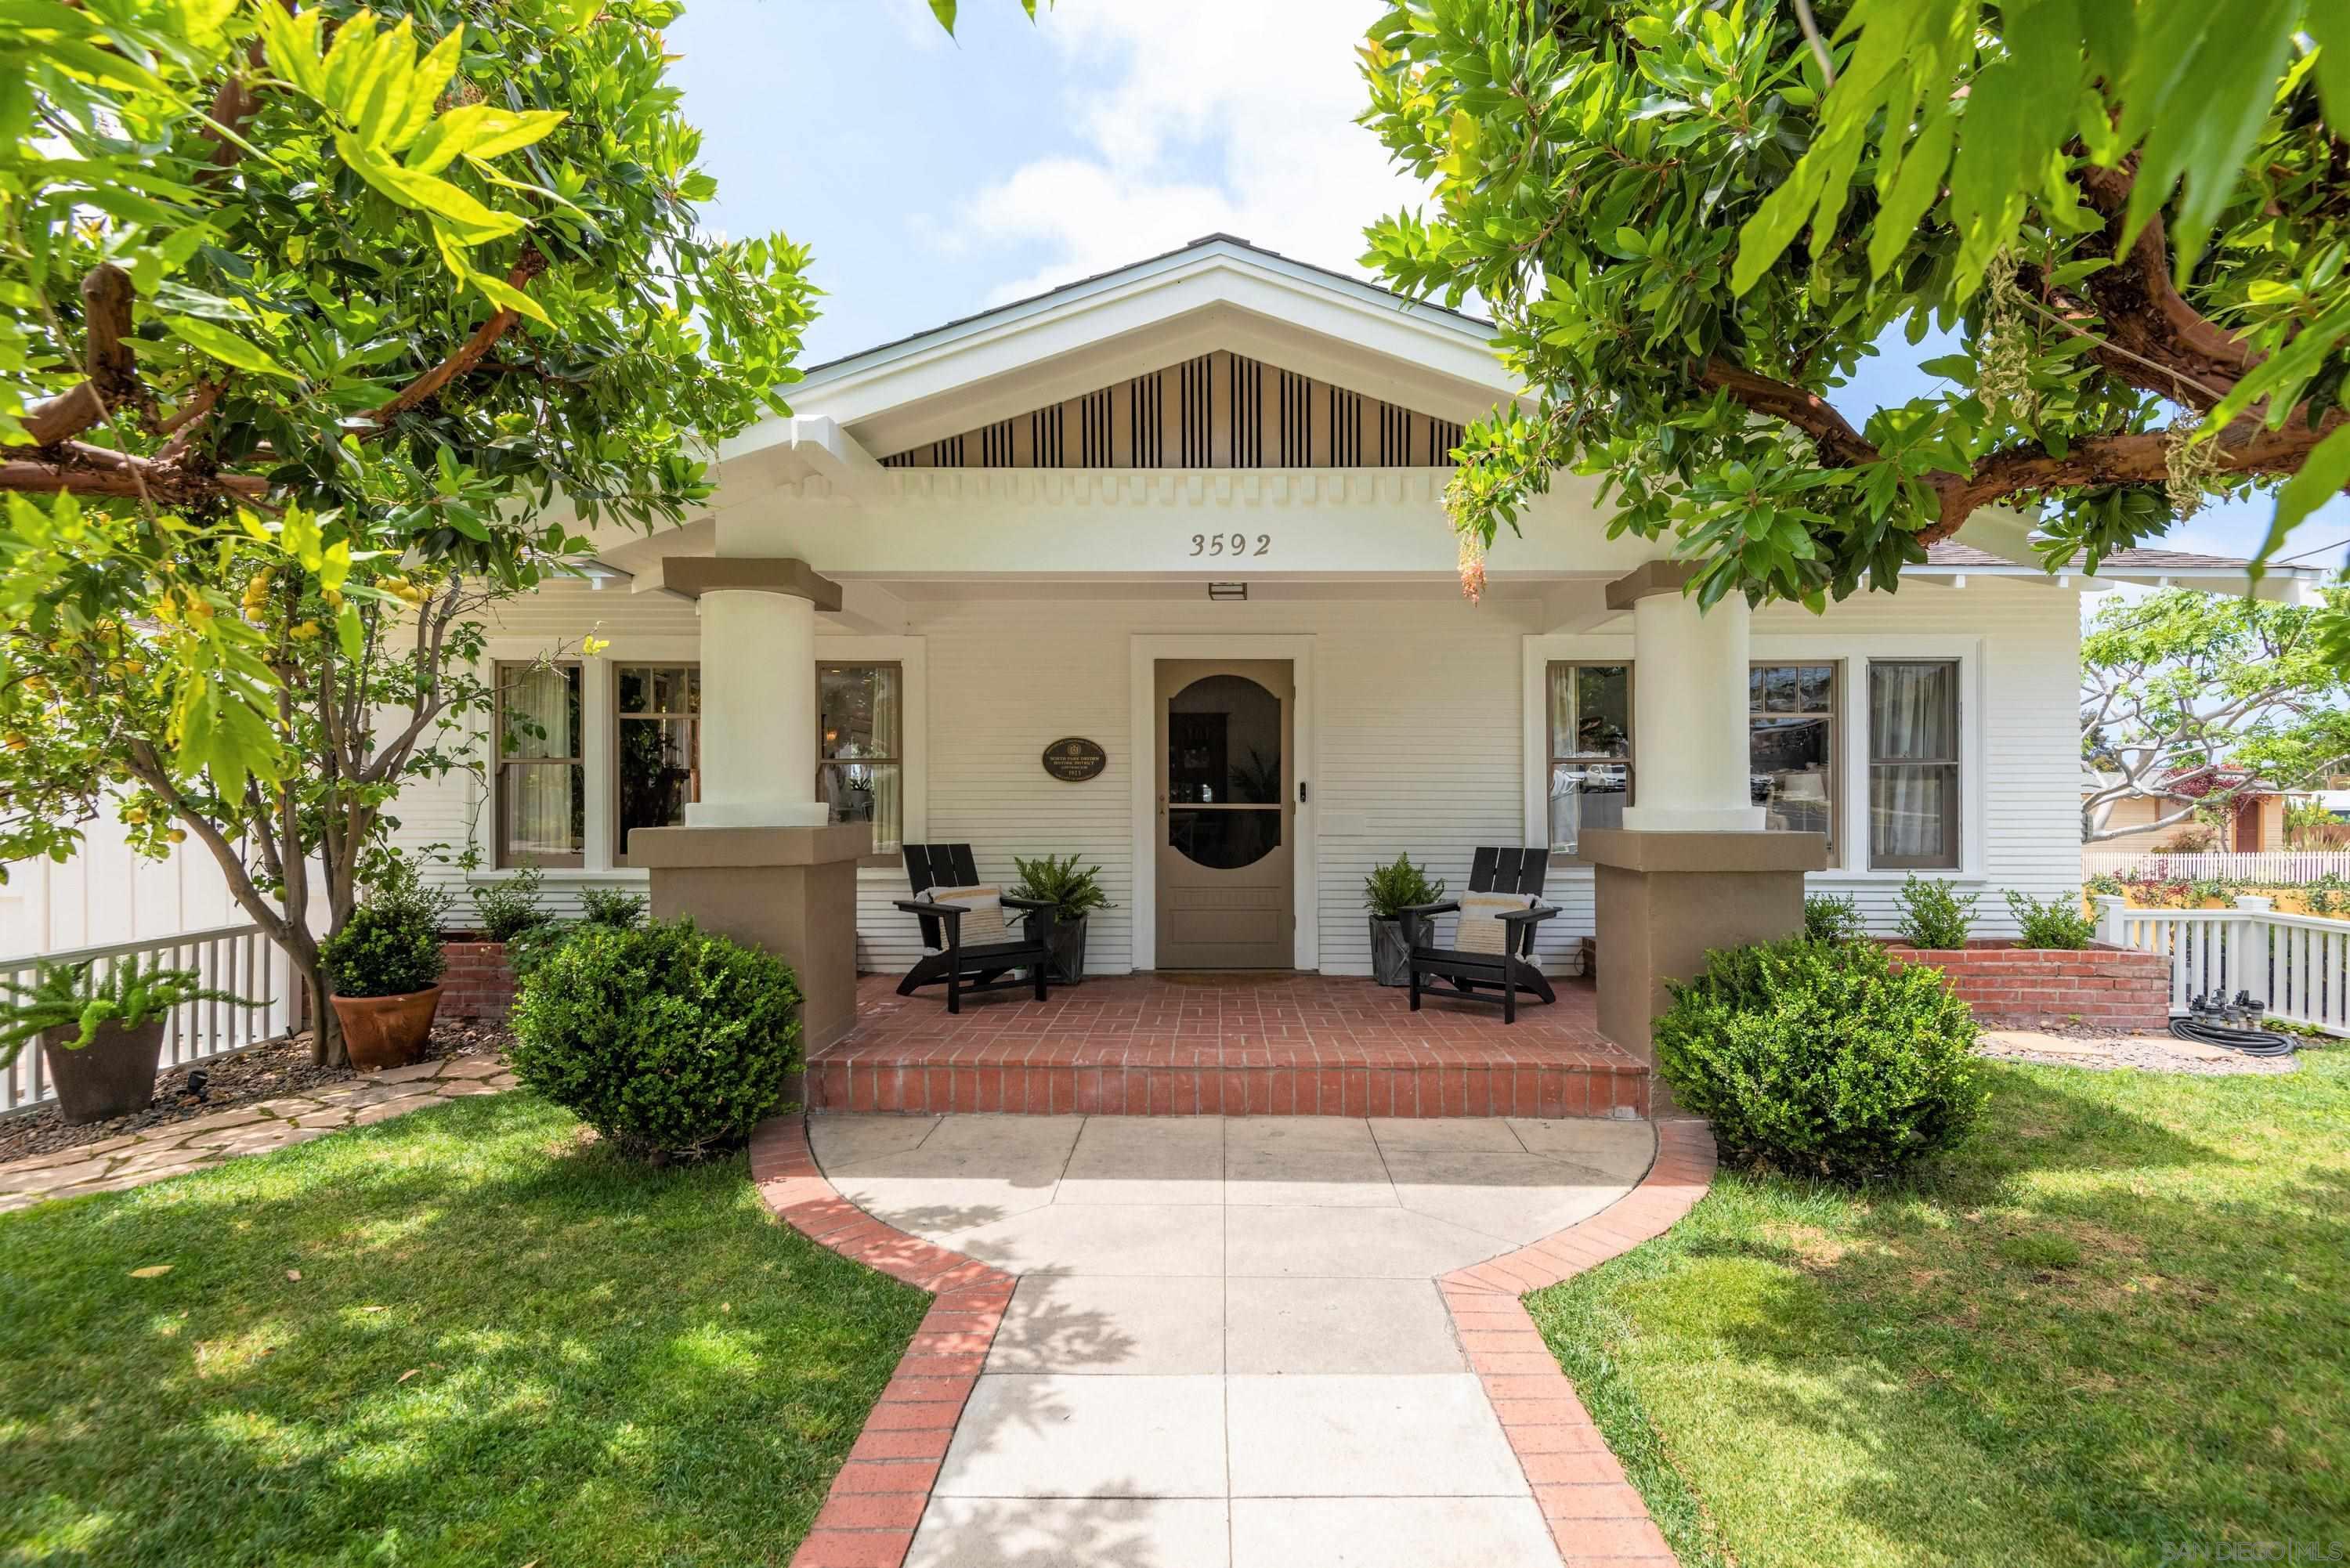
[1654,936,1985,1180]
[508,919,802,1160]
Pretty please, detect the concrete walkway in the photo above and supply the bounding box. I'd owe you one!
[808,1113,1656,1568]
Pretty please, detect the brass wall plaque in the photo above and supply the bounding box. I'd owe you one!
[1041,737,1108,782]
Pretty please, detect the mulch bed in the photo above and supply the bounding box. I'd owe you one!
[0,1020,514,1165]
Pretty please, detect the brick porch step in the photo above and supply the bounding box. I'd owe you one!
[808,972,1649,1118]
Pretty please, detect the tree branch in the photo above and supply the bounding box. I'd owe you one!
[1923,414,2349,540]
[2071,164,2261,406]
[0,442,271,504]
[21,264,139,446]
[1695,356,1880,467]
[368,250,547,425]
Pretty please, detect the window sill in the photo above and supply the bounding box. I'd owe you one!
[1543,854,1976,880]
[471,869,649,884]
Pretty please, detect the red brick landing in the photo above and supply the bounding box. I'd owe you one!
[808,971,1649,1118]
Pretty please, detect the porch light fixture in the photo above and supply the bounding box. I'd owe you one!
[1207,581,1248,601]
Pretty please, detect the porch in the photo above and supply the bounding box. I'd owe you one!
[805,972,1650,1118]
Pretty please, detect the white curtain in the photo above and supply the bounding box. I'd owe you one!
[868,667,901,850]
[1870,663,1952,861]
[507,666,577,855]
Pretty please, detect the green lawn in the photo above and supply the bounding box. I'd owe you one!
[1533,1050,2350,1568]
[0,1093,927,1568]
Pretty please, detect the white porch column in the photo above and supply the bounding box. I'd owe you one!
[628,555,866,1051]
[1615,563,1765,833]
[688,586,827,829]
[1576,559,1823,1087]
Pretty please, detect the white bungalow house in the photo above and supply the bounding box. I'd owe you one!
[381,234,2323,1051]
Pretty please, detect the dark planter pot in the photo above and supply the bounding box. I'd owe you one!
[1033,914,1088,985]
[332,985,442,1071]
[1369,916,1414,987]
[42,1018,166,1125]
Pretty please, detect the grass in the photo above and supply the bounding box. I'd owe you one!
[1529,1050,2350,1568]
[0,1093,927,1568]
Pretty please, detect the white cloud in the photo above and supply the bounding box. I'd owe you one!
[942,0,1427,302]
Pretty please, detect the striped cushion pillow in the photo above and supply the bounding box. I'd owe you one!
[925,884,1008,945]
[1454,892,1535,955]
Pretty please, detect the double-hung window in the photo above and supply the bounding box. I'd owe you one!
[494,660,584,869]
[819,663,903,856]
[1868,659,1961,869]
[614,663,700,864]
[1750,663,1838,859]
[1545,662,1632,853]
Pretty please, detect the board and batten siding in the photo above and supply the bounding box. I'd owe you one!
[375,575,2082,976]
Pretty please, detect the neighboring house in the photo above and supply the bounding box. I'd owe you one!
[2085,768,2296,854]
[128,237,2340,977]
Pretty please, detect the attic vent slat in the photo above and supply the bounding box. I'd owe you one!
[877,360,1465,469]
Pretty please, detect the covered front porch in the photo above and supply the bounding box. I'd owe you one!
[805,971,1650,1118]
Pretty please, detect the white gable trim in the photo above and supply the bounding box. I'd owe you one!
[721,244,1517,468]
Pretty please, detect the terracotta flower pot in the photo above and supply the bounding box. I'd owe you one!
[42,1017,167,1125]
[331,986,442,1071]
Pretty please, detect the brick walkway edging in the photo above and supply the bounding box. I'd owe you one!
[747,1115,1015,1568]
[1439,1118,1719,1566]
[754,1111,1716,1568]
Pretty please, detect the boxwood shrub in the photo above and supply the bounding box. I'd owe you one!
[320,864,449,998]
[1654,935,1986,1180]
[508,918,802,1160]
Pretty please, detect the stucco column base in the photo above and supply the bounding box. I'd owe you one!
[1575,828,1827,1113]
[629,823,870,1055]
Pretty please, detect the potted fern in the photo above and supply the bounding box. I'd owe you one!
[0,957,254,1125]
[1010,853,1112,984]
[1363,854,1444,986]
[320,862,452,1069]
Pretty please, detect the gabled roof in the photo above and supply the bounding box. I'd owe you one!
[801,233,1491,380]
[725,235,1515,468]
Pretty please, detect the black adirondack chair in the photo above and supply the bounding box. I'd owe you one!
[1401,847,1561,1024]
[893,844,1057,1013]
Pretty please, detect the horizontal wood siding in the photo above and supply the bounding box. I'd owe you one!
[369,577,2082,974]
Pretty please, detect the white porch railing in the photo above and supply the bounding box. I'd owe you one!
[2083,850,2350,885]
[2096,895,2350,1036]
[2,923,302,1115]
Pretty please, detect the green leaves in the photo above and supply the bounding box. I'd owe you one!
[162,316,295,380]
[2258,425,2350,573]
[1366,0,2350,605]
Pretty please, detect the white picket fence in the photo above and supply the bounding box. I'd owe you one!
[2,923,303,1115]
[2082,850,2350,885]
[2096,895,2350,1035]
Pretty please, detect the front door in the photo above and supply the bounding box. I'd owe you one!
[1155,659,1294,968]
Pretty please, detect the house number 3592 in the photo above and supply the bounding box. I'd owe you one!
[1191,533,1271,557]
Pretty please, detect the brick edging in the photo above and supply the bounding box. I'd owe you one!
[747,1115,1014,1568]
[1439,1118,1719,1566]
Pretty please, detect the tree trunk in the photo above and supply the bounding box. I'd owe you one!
[303,959,346,1068]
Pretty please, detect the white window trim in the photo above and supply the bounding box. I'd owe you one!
[812,634,929,878]
[1520,633,1987,880]
[472,634,698,880]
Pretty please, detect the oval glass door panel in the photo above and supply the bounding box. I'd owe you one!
[1166,674,1282,869]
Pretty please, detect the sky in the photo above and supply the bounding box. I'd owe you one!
[666,0,2348,573]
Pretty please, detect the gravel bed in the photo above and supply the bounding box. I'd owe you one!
[0,1019,513,1163]
[1976,1034,2303,1077]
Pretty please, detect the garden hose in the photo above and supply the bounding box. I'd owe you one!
[2168,1016,2297,1057]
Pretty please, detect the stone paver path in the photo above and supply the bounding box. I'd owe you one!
[808,1113,1657,1568]
[0,1054,515,1212]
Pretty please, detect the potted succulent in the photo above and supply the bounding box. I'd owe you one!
[320,862,451,1069]
[0,956,254,1125]
[1010,853,1112,985]
[1362,854,1445,986]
